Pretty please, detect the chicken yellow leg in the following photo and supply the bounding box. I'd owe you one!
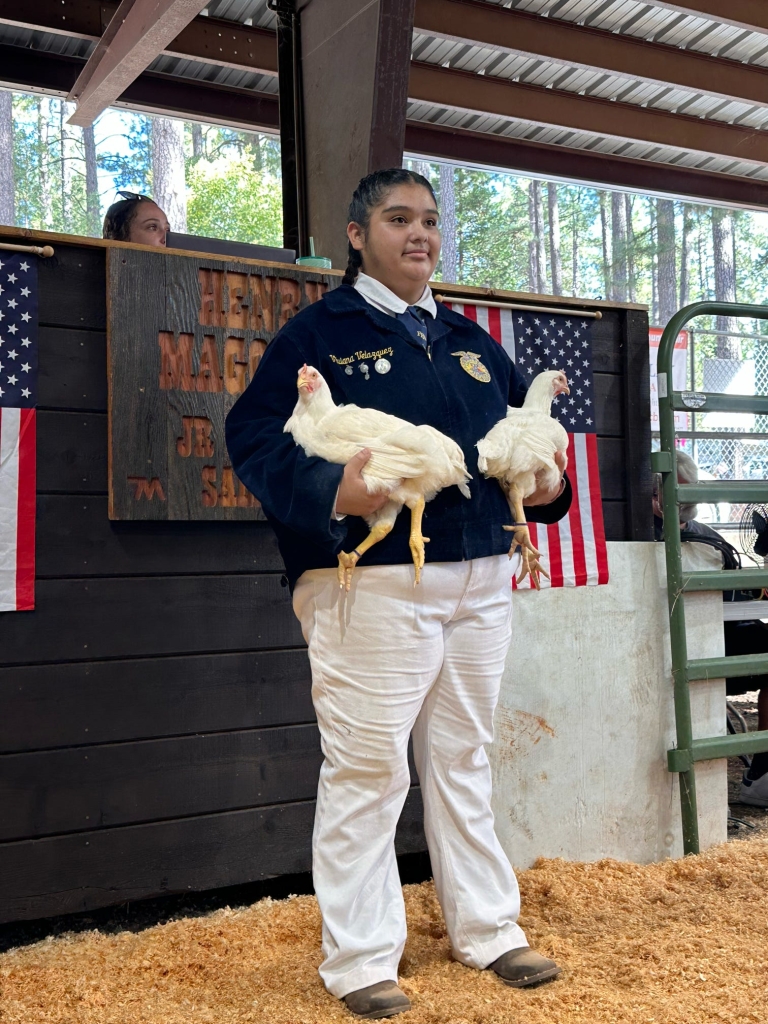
[337,521,394,592]
[408,495,430,586]
[502,483,550,591]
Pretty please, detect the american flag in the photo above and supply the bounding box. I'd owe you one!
[443,302,609,588]
[0,253,37,612]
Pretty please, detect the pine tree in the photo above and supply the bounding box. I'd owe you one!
[611,191,628,302]
[656,198,677,326]
[0,89,13,225]
[438,163,457,283]
[152,117,187,231]
[548,182,562,295]
[712,208,739,357]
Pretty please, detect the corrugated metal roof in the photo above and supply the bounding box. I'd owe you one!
[203,0,276,30]
[478,0,768,66]
[410,30,768,132]
[406,95,768,182]
[406,0,768,181]
[4,0,768,184]
[0,25,94,61]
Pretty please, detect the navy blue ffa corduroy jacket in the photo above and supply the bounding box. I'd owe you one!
[225,284,572,587]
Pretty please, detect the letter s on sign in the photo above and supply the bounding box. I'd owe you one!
[201,466,218,507]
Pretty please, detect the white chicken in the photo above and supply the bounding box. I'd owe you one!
[476,369,570,589]
[286,365,472,590]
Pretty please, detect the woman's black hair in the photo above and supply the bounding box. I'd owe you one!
[343,168,437,285]
[102,195,148,241]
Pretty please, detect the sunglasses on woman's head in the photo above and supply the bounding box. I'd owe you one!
[116,190,151,201]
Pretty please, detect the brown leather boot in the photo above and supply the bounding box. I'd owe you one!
[488,947,562,988]
[343,980,411,1019]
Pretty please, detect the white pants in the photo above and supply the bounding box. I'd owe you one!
[292,555,528,999]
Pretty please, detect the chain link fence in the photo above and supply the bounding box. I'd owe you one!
[653,326,768,537]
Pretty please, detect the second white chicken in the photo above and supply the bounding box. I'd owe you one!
[476,369,570,588]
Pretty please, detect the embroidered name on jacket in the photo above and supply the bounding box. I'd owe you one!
[330,347,394,366]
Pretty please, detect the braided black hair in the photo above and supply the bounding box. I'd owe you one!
[342,168,437,285]
[102,197,145,241]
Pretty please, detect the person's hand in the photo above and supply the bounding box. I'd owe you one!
[335,449,390,517]
[525,450,568,506]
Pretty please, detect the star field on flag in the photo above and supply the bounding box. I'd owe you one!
[0,256,38,408]
[513,313,595,432]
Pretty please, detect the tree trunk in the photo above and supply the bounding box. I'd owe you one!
[152,117,187,232]
[439,163,457,283]
[39,98,52,229]
[599,191,611,300]
[83,124,100,236]
[534,180,547,292]
[192,122,204,159]
[0,89,14,226]
[650,198,658,326]
[527,180,538,292]
[547,182,562,295]
[412,159,432,183]
[611,190,628,302]
[712,208,739,357]
[571,191,579,296]
[625,193,635,302]
[656,198,677,327]
[679,203,693,309]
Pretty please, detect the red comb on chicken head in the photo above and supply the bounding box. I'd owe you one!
[297,364,321,395]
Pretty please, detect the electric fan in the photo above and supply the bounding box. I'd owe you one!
[738,504,768,566]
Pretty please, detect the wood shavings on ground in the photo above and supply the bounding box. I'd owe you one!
[1,839,767,1024]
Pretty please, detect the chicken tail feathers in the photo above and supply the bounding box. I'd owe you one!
[458,480,472,499]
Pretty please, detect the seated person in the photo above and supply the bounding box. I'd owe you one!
[653,450,768,807]
[102,191,169,246]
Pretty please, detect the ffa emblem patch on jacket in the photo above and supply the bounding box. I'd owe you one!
[451,351,491,383]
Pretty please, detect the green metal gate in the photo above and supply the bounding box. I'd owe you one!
[654,301,768,855]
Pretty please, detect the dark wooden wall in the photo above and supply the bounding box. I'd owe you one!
[0,238,650,925]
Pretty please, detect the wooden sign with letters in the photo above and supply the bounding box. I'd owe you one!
[107,248,339,520]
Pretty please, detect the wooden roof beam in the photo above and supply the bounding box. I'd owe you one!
[408,61,768,166]
[66,0,220,127]
[413,0,768,108]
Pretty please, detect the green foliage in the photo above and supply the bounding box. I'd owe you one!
[98,112,153,194]
[12,95,91,235]
[186,155,282,246]
[5,83,768,332]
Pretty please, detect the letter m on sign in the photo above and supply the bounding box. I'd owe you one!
[128,477,166,501]
[158,331,194,389]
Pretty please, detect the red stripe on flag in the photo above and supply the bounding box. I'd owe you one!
[546,522,563,588]
[487,306,502,344]
[15,409,36,611]
[462,303,477,323]
[566,433,588,586]
[586,433,609,584]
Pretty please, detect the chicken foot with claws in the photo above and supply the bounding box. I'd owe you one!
[407,496,430,587]
[337,496,429,592]
[502,483,550,591]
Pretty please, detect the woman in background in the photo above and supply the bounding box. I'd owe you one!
[102,191,169,246]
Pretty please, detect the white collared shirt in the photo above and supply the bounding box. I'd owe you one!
[354,271,437,320]
[332,273,435,522]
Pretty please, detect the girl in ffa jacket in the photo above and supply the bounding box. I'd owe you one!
[226,168,570,1019]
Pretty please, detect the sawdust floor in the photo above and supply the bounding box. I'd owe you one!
[2,840,767,1024]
